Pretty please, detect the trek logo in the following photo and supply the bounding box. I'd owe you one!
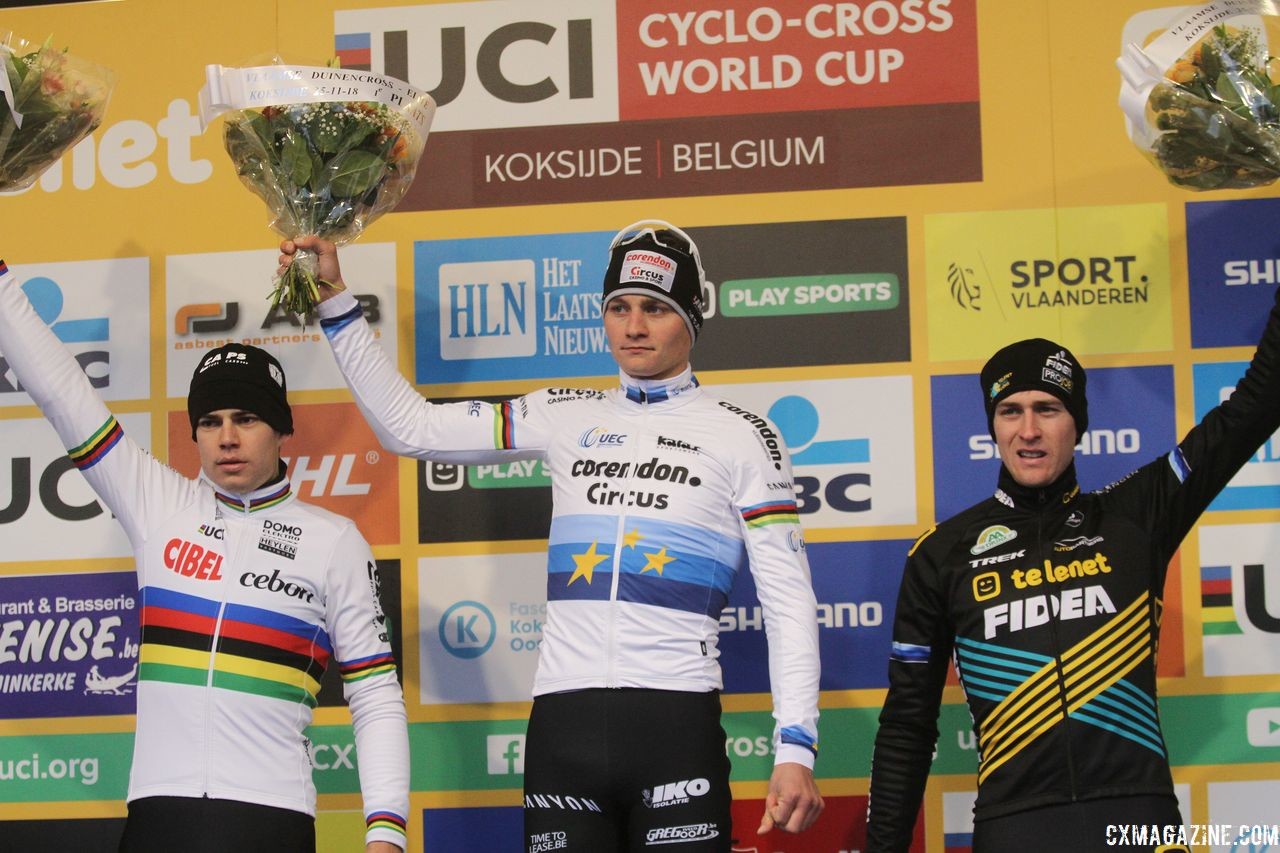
[486,734,526,774]
[2,277,110,392]
[578,427,627,448]
[983,584,1117,639]
[970,525,1018,555]
[257,520,301,560]
[645,824,720,845]
[969,549,1025,569]
[163,538,224,581]
[439,600,496,659]
[643,777,710,809]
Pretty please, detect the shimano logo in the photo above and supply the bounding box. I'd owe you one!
[643,778,710,809]
[578,427,627,448]
[645,823,720,845]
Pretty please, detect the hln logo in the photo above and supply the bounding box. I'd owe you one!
[487,734,526,775]
[438,260,536,361]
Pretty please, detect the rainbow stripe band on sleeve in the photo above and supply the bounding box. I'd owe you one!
[68,417,124,471]
[494,401,517,449]
[0,260,8,276]
[339,650,398,683]
[367,810,407,838]
[740,499,800,528]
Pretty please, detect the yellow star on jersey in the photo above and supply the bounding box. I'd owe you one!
[568,541,609,586]
[641,546,675,576]
[622,528,644,549]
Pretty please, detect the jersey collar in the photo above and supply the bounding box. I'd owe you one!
[204,461,295,515]
[618,365,701,407]
[994,462,1080,511]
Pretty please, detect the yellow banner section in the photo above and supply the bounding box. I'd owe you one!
[925,203,1172,361]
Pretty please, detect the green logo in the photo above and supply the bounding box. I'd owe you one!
[971,525,1018,555]
[468,459,551,489]
[720,274,900,317]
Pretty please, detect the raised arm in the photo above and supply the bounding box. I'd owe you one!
[0,259,193,544]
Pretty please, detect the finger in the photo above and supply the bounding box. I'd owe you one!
[756,808,774,835]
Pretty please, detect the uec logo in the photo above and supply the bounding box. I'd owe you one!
[578,427,627,449]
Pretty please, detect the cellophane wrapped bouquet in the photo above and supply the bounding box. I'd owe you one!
[1119,2,1280,190]
[199,60,435,317]
[0,31,114,191]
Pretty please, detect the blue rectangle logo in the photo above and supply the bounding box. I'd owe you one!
[1186,198,1280,349]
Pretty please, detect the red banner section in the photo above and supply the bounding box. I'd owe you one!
[617,0,979,120]
[404,102,980,210]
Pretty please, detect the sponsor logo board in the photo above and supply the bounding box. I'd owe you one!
[729,794,923,852]
[711,376,915,528]
[720,540,907,692]
[423,806,524,853]
[1,258,150,404]
[1199,524,1280,677]
[0,732,132,802]
[0,572,140,718]
[924,204,1172,360]
[164,244,396,396]
[0,413,151,561]
[1186,197,1280,349]
[1193,362,1280,510]
[166,402,399,546]
[415,219,910,384]
[419,552,545,703]
[337,1,980,209]
[1207,780,1280,852]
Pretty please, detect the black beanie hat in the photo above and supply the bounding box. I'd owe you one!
[602,222,706,341]
[187,344,293,440]
[980,338,1088,438]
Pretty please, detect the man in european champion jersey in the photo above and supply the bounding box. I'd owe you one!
[867,286,1280,851]
[281,222,823,852]
[0,259,409,852]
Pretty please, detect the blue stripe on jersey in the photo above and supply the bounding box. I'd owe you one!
[617,572,728,617]
[320,303,363,338]
[890,642,932,663]
[780,726,818,756]
[1167,447,1191,483]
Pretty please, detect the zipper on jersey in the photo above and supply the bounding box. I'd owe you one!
[1039,500,1079,799]
[201,509,249,794]
[604,397,647,688]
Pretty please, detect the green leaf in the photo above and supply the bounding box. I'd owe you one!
[278,129,312,188]
[326,149,386,198]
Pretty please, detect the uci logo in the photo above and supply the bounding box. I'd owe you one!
[579,427,627,448]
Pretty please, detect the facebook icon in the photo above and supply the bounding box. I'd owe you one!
[487,734,526,775]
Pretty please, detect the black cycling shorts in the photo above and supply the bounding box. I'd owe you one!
[118,796,316,853]
[523,688,733,852]
[972,794,1187,853]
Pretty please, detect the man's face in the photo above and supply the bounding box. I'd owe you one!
[194,408,288,493]
[604,294,692,380]
[992,390,1077,488]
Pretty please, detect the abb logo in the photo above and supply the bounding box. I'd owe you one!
[163,538,224,581]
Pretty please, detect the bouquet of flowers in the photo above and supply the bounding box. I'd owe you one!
[199,60,435,317]
[0,32,114,192]
[1118,3,1280,190]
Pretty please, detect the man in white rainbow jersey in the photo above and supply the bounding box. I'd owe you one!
[0,258,409,853]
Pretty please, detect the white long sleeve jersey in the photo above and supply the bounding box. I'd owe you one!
[320,292,820,766]
[0,265,409,848]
